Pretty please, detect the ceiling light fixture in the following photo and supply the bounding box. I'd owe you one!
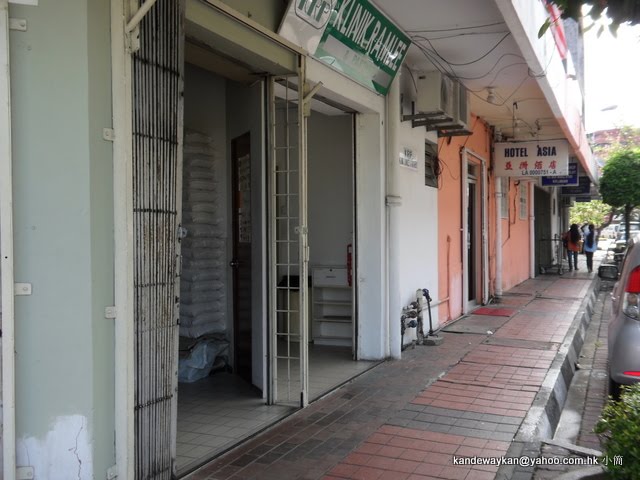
[486,87,497,105]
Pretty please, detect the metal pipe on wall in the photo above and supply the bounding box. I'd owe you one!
[495,177,503,295]
[530,181,536,278]
[386,73,402,359]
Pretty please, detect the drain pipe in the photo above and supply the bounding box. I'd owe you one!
[529,182,535,279]
[386,74,402,359]
[1,2,16,476]
[495,177,503,295]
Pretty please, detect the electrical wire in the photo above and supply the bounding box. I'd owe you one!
[419,31,509,41]
[461,116,482,149]
[403,64,418,93]
[412,32,512,66]
[406,21,506,33]
[412,39,529,89]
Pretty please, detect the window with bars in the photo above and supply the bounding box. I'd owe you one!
[500,177,509,218]
[519,182,528,220]
[425,141,438,188]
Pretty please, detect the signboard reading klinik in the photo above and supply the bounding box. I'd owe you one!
[278,0,410,95]
[493,140,569,177]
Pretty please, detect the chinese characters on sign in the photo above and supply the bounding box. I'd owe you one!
[541,161,578,186]
[494,140,569,177]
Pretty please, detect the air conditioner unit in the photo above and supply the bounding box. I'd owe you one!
[454,81,470,130]
[415,71,455,117]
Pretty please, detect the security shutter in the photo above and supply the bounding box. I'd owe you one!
[131,1,184,478]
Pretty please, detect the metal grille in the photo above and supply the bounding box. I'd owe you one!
[269,72,309,407]
[131,1,184,478]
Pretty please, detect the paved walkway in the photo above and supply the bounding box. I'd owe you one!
[187,267,601,480]
[533,281,612,479]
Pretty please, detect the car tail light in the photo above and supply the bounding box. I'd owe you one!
[623,371,640,377]
[622,266,640,319]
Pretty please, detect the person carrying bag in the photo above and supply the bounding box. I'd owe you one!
[562,223,582,271]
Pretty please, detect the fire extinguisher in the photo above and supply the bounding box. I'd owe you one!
[347,243,353,287]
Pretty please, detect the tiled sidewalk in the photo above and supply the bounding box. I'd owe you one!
[187,272,599,480]
[532,283,612,479]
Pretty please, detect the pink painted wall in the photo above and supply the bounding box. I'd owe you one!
[437,116,491,323]
[437,116,532,323]
[499,180,532,290]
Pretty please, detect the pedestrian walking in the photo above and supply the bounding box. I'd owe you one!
[583,223,597,272]
[563,223,582,271]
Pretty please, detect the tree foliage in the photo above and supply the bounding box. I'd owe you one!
[600,149,640,208]
[600,149,640,239]
[547,0,640,34]
[594,383,640,479]
[569,200,614,229]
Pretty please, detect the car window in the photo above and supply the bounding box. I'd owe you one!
[620,239,639,278]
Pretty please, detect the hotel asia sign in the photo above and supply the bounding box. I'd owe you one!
[279,0,410,95]
[493,140,569,177]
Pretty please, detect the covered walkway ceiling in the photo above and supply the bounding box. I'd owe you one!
[376,0,568,142]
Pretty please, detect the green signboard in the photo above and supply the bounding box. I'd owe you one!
[313,0,410,95]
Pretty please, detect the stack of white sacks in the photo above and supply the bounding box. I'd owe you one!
[180,131,227,338]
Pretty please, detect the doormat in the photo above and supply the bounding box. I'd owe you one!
[472,307,516,317]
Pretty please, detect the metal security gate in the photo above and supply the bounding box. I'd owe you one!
[131,1,184,478]
[269,65,310,407]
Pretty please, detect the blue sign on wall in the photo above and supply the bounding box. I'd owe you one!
[541,162,578,186]
[561,176,591,195]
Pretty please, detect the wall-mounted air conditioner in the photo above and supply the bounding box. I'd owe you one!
[415,71,455,117]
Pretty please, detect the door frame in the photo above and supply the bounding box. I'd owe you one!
[231,131,253,385]
[111,0,136,476]
[461,149,489,314]
[267,61,310,408]
[1,1,17,476]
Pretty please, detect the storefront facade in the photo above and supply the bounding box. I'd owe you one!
[0,0,595,478]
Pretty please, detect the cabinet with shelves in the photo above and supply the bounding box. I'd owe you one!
[312,266,353,347]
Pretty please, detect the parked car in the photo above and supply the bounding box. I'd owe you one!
[602,224,618,239]
[600,233,640,396]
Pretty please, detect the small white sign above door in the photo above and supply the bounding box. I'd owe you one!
[399,147,418,170]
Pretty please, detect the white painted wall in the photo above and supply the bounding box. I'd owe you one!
[355,113,387,360]
[308,112,353,267]
[184,65,227,152]
[9,1,114,477]
[394,102,439,344]
[387,72,439,344]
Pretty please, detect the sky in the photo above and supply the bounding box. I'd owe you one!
[584,20,640,133]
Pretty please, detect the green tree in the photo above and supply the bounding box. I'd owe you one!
[545,1,640,33]
[599,149,640,241]
[569,200,614,230]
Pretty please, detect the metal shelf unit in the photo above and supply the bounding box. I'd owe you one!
[312,266,353,347]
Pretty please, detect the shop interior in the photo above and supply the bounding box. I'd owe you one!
[174,57,376,475]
